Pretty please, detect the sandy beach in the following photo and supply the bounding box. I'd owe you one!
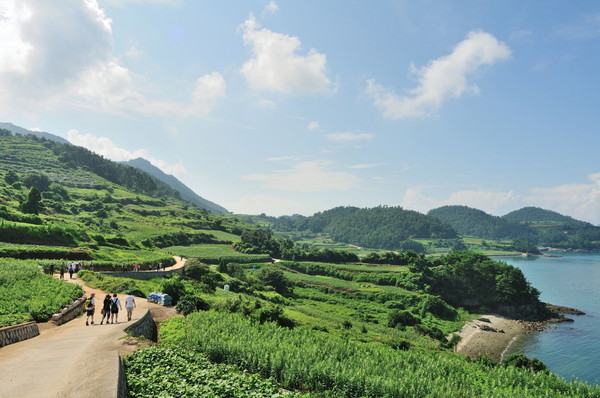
[454,315,527,362]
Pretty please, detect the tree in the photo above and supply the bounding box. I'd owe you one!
[4,170,18,185]
[257,266,290,295]
[20,187,42,215]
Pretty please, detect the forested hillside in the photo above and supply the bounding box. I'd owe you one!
[0,132,247,264]
[503,206,589,225]
[427,206,533,241]
[270,206,457,250]
[430,205,600,251]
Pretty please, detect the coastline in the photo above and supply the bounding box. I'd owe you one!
[454,304,585,362]
[454,315,526,362]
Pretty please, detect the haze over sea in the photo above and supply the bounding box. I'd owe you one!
[502,253,600,385]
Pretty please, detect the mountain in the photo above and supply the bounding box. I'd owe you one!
[125,158,228,214]
[0,133,244,258]
[0,122,70,145]
[427,205,533,241]
[270,205,458,250]
[502,207,590,226]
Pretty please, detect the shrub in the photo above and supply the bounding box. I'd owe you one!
[388,309,420,328]
[176,294,211,316]
[503,353,547,373]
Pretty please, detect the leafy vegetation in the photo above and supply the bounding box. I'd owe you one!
[157,312,598,397]
[0,260,83,326]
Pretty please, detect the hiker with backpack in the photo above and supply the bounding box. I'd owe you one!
[100,294,112,324]
[84,293,96,326]
[110,293,123,324]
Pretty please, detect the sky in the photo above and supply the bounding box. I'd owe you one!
[2,1,600,223]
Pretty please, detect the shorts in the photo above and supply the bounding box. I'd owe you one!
[126,306,134,312]
[86,309,94,316]
[111,308,119,314]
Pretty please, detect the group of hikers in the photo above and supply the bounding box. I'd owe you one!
[84,292,136,326]
[49,262,87,280]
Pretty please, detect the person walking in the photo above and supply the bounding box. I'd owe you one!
[59,265,65,280]
[85,293,96,326]
[110,293,122,324]
[125,292,136,321]
[68,263,74,279]
[100,294,112,325]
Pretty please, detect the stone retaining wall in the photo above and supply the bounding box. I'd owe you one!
[100,270,180,280]
[51,294,87,326]
[0,321,40,347]
[124,310,156,341]
[117,355,127,398]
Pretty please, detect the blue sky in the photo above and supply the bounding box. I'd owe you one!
[2,1,600,223]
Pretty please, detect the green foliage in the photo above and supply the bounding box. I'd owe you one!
[426,251,541,312]
[388,309,420,328]
[20,186,42,214]
[183,258,224,290]
[161,274,186,304]
[175,294,210,316]
[256,266,290,295]
[0,260,83,326]
[125,346,304,398]
[503,353,548,373]
[159,312,599,397]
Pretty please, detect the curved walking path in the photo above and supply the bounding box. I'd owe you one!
[0,257,184,397]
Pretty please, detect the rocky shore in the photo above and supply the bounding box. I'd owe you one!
[454,303,584,362]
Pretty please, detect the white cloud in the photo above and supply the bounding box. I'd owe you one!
[243,161,361,192]
[308,121,320,131]
[240,14,333,95]
[100,0,183,6]
[327,132,373,142]
[526,173,600,224]
[367,30,511,119]
[263,1,279,15]
[556,13,600,40]
[401,187,520,215]
[348,163,385,169]
[67,129,187,176]
[0,0,224,117]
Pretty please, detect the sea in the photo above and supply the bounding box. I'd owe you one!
[501,252,600,386]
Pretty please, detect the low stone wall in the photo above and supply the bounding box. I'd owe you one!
[100,270,179,280]
[51,294,87,326]
[124,310,156,341]
[0,321,40,347]
[116,354,127,398]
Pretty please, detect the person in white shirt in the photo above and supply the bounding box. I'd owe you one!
[125,292,136,321]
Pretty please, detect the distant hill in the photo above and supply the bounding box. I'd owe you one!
[271,205,457,250]
[428,205,533,241]
[125,158,228,214]
[0,122,70,145]
[502,207,590,226]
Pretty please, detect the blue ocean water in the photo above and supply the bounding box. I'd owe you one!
[501,253,600,385]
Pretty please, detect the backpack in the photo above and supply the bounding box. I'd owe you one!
[111,298,119,312]
[84,298,92,309]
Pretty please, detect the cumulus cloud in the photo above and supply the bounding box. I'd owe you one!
[367,30,511,119]
[401,187,520,215]
[327,132,373,142]
[526,173,600,224]
[348,163,385,169]
[240,15,333,95]
[243,161,360,192]
[0,0,224,117]
[67,129,187,176]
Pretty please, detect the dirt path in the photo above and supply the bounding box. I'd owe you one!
[0,259,181,397]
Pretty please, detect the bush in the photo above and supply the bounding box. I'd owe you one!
[176,294,211,316]
[503,353,547,373]
[160,275,186,305]
[388,309,420,328]
[257,266,290,295]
